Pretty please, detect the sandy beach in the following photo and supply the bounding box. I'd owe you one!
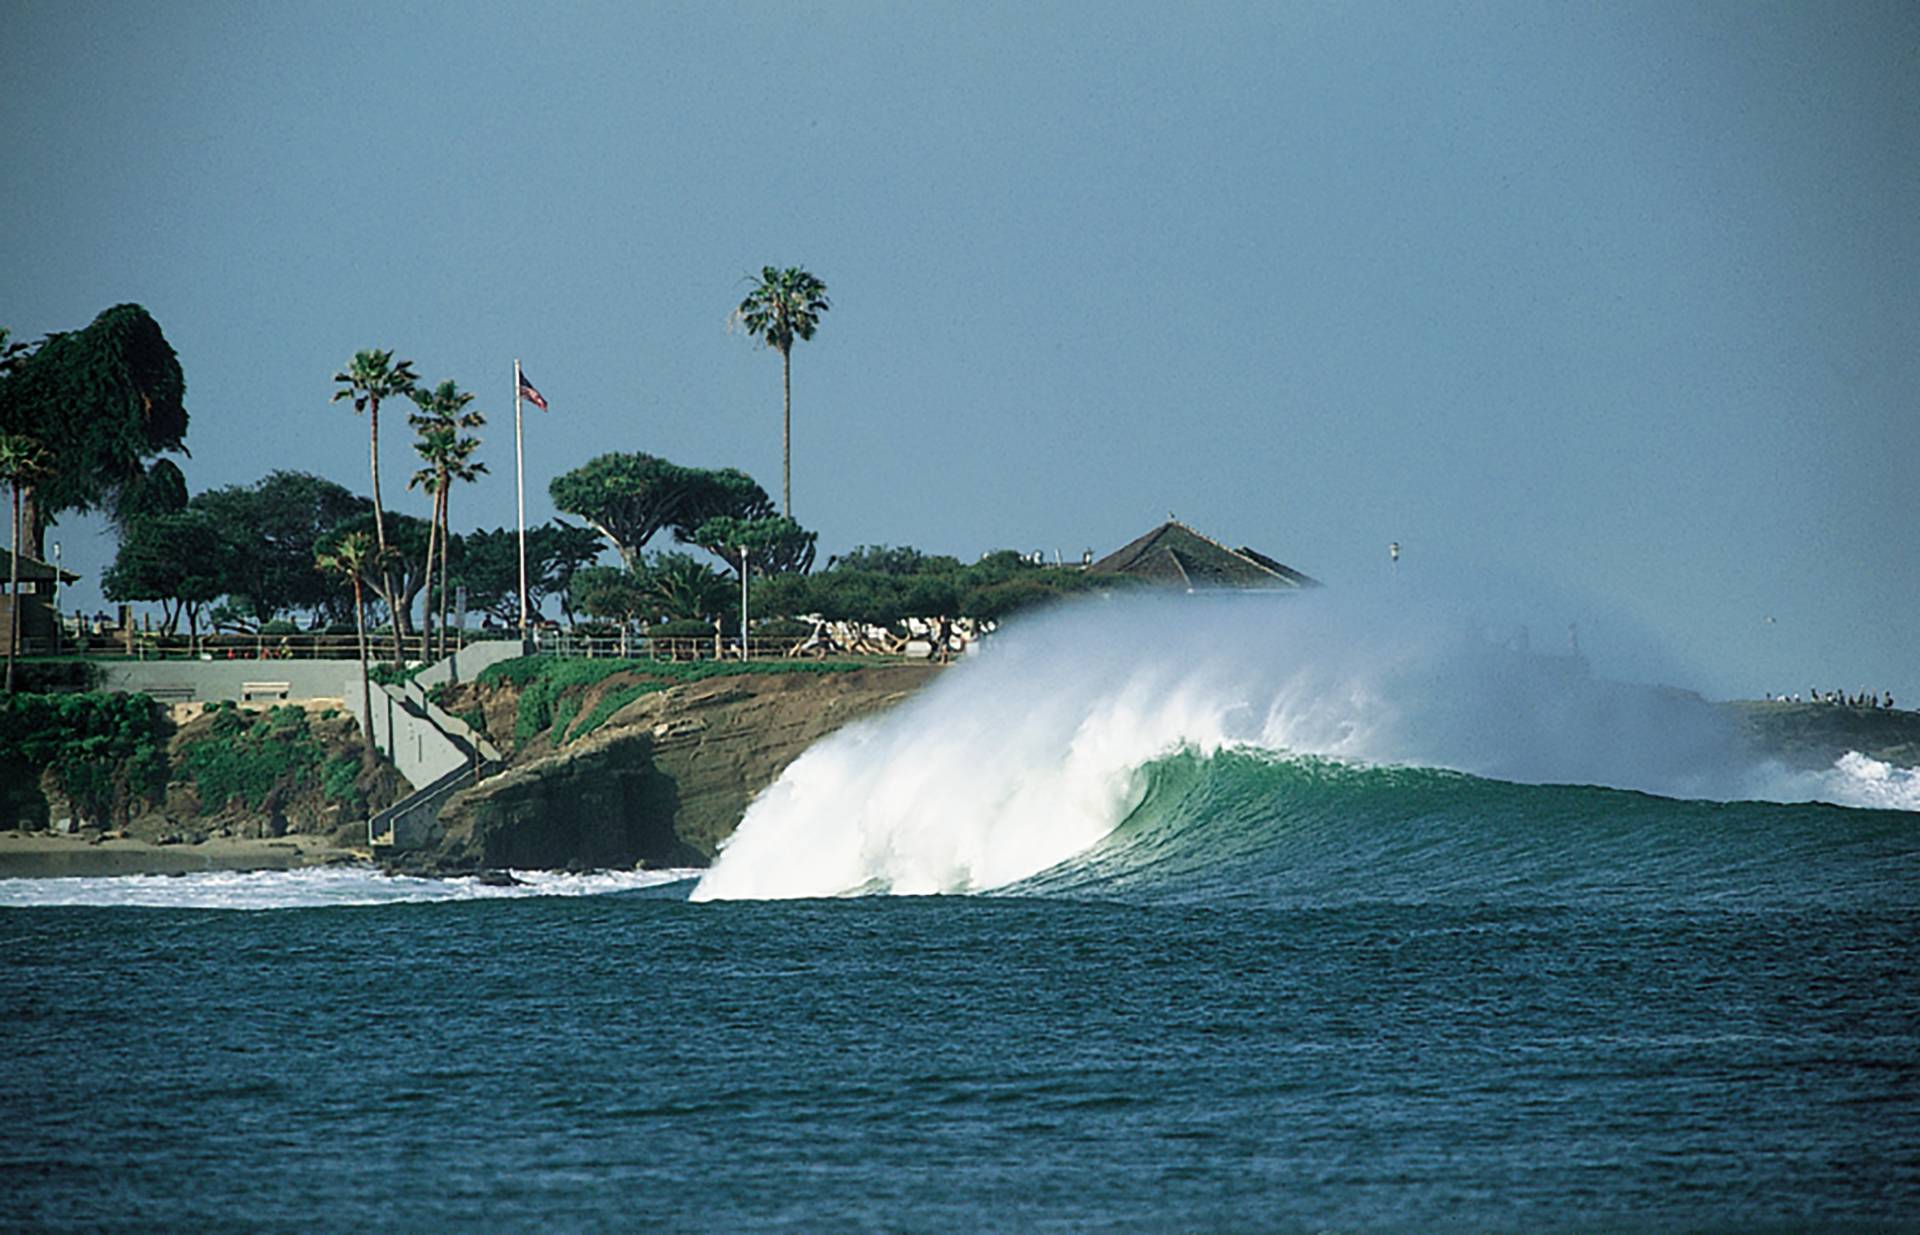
[0,830,366,879]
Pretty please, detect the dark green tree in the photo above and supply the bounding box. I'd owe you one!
[829,544,963,576]
[190,472,368,627]
[689,513,817,580]
[638,552,733,625]
[112,458,189,529]
[0,327,28,375]
[732,266,830,517]
[102,509,226,645]
[672,467,775,534]
[318,511,432,640]
[0,305,188,556]
[452,522,597,625]
[568,565,651,626]
[550,453,709,570]
[543,520,606,624]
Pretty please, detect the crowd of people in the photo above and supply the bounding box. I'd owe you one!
[1765,688,1896,709]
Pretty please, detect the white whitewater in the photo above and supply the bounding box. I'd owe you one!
[1769,751,1920,814]
[0,865,697,910]
[693,591,1918,902]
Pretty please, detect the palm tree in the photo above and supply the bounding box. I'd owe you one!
[332,348,420,664]
[438,434,487,657]
[0,434,50,693]
[732,266,830,517]
[316,531,377,754]
[407,438,448,664]
[407,380,486,661]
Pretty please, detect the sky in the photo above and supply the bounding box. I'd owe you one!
[4,1,1915,702]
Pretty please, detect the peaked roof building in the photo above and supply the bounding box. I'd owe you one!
[0,550,80,586]
[1086,521,1319,591]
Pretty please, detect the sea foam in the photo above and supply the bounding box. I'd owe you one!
[1757,750,1920,813]
[0,864,697,910]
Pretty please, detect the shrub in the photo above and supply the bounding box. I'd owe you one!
[0,692,172,825]
[175,705,325,814]
[14,659,104,693]
[369,662,416,686]
[513,677,556,746]
[321,752,364,814]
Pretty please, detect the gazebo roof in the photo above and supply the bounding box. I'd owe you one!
[1086,521,1318,591]
[0,549,81,584]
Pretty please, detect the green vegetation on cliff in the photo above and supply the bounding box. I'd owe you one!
[0,692,170,826]
[474,656,867,750]
[0,691,394,834]
[173,703,371,816]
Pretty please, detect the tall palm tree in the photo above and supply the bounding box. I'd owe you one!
[732,266,830,517]
[316,531,377,754]
[0,434,50,693]
[407,439,448,664]
[332,348,419,664]
[438,434,487,658]
[408,380,486,661]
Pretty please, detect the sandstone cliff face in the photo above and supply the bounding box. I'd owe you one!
[419,664,937,872]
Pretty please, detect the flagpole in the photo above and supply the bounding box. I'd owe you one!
[515,357,528,647]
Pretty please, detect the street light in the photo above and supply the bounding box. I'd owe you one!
[739,545,750,662]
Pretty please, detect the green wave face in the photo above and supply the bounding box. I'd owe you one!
[696,593,1919,902]
[1008,749,1920,912]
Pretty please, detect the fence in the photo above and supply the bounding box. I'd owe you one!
[532,630,812,662]
[24,625,878,667]
[19,627,524,663]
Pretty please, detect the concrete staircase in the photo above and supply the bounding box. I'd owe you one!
[365,641,523,853]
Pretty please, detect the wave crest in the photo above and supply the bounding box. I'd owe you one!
[693,593,1916,902]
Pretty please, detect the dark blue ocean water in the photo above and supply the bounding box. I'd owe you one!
[4,757,1919,1232]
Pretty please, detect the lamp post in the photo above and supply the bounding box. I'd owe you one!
[739,545,750,662]
[51,542,61,655]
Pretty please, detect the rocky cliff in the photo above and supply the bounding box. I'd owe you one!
[407,664,938,873]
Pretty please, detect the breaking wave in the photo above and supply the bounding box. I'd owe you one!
[693,592,1918,901]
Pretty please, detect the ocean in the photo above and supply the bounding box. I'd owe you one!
[4,595,1917,1231]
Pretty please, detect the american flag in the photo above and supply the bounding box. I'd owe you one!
[517,368,549,410]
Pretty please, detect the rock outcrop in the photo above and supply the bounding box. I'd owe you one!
[412,664,937,872]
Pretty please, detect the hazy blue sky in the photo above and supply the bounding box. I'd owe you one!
[5,2,1915,701]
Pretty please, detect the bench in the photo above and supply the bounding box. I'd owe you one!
[241,681,291,702]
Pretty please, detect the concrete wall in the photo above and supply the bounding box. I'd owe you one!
[102,645,526,790]
[99,659,361,705]
[412,638,526,690]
